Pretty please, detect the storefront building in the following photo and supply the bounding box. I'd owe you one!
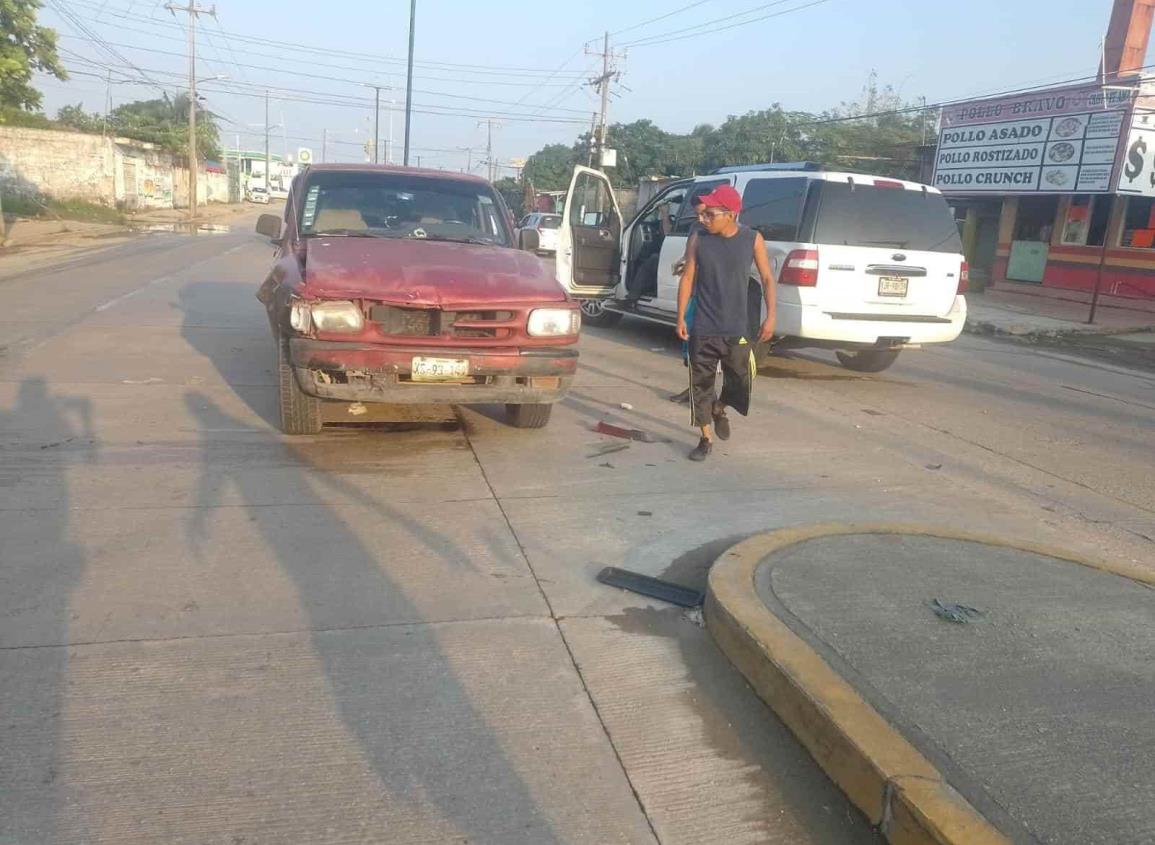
[932,80,1155,301]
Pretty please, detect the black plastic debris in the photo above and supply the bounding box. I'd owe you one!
[930,599,983,624]
[596,567,704,608]
[588,441,631,459]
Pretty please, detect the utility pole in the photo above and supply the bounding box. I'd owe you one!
[404,0,417,165]
[103,68,112,138]
[458,146,474,173]
[585,32,625,169]
[165,2,216,219]
[478,120,501,182]
[363,84,391,164]
[322,128,327,163]
[264,89,270,195]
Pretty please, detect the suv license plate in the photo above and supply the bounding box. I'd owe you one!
[878,276,909,297]
[411,357,469,381]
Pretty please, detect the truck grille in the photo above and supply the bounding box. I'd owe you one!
[369,305,517,339]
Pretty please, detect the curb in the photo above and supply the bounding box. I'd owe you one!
[705,523,1155,845]
[964,317,1155,339]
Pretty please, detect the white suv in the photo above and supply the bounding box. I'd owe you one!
[553,164,968,372]
[516,212,562,255]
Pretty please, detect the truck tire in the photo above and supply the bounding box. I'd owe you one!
[835,348,901,373]
[580,298,622,328]
[506,403,553,428]
[278,335,323,434]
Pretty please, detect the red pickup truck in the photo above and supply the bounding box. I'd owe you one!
[255,165,581,434]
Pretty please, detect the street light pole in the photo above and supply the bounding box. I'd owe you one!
[403,0,416,165]
[374,86,380,164]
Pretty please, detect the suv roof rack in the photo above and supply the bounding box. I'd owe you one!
[711,162,824,174]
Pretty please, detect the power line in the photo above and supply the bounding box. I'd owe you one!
[611,0,712,36]
[57,0,592,78]
[623,0,835,48]
[45,0,166,90]
[55,36,594,116]
[61,56,592,124]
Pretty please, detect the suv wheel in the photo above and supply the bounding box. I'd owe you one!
[835,348,901,373]
[506,403,553,428]
[580,298,622,328]
[278,335,323,434]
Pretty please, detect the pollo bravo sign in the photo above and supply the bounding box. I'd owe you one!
[933,82,1137,194]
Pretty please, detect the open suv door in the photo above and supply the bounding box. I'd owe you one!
[556,166,623,307]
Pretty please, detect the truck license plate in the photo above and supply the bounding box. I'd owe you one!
[411,357,469,381]
[878,276,909,297]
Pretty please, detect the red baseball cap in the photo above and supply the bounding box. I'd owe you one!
[696,184,742,213]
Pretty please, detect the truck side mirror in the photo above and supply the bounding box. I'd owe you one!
[256,214,282,241]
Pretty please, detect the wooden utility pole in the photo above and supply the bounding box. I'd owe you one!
[165,2,216,219]
[264,90,271,194]
[585,33,625,169]
[321,128,327,163]
[1101,0,1155,81]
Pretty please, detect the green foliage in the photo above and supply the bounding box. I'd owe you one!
[0,0,67,111]
[492,176,524,218]
[109,93,222,160]
[524,73,935,185]
[522,144,578,192]
[56,102,103,133]
[0,104,53,128]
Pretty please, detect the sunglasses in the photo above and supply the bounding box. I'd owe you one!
[697,209,732,221]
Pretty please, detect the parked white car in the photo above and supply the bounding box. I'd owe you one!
[554,164,968,372]
[516,212,562,255]
[247,186,270,204]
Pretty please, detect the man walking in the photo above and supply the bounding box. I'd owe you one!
[676,185,775,461]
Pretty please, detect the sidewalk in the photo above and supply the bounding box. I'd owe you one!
[966,281,1155,337]
[707,525,1155,845]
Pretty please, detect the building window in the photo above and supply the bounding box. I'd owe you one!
[1122,196,1155,248]
[1061,195,1112,246]
[1014,196,1060,243]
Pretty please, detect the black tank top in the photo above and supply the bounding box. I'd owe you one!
[691,225,757,337]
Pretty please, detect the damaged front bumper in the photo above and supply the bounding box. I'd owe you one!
[289,338,578,404]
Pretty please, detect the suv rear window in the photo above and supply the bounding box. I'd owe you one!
[740,177,808,242]
[813,182,962,253]
[298,171,510,246]
[538,215,561,229]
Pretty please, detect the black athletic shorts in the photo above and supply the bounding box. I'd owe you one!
[687,335,756,427]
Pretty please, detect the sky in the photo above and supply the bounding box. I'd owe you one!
[33,0,1155,175]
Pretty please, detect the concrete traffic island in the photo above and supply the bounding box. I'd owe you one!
[705,524,1155,845]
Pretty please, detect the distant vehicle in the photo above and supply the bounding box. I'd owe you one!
[554,163,968,373]
[255,164,580,434]
[515,212,562,255]
[247,186,270,204]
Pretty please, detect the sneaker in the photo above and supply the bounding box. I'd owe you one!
[688,437,712,462]
[713,410,731,441]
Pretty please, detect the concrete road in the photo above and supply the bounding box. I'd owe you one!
[1,225,1152,844]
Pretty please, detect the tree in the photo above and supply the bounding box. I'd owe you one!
[0,0,67,112]
[522,144,577,192]
[492,176,524,219]
[56,102,102,133]
[109,93,221,160]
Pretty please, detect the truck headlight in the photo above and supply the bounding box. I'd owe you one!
[311,300,364,333]
[289,298,313,332]
[527,307,580,337]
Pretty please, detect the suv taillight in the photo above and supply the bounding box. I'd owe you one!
[780,249,819,286]
[957,260,969,294]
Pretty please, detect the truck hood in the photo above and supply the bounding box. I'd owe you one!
[301,237,567,306]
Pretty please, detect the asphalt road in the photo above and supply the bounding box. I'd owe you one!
[2,223,1152,844]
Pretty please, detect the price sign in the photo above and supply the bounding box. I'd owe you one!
[1116,124,1155,196]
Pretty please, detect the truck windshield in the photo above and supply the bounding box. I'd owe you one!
[297,171,511,246]
[813,182,962,253]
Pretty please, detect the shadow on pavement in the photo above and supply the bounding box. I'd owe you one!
[183,391,561,843]
[0,378,97,843]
